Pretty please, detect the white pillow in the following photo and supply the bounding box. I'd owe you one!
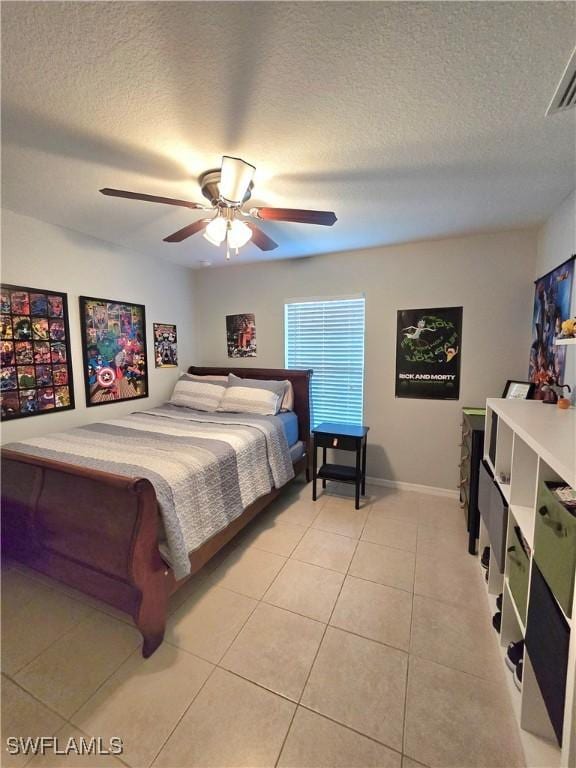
[281,381,294,411]
[169,374,227,412]
[216,374,284,416]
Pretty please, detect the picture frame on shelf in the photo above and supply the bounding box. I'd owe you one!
[502,380,535,400]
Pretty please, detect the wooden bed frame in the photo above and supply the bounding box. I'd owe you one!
[1,366,312,657]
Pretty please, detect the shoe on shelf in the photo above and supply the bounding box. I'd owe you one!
[492,611,502,633]
[496,593,503,611]
[505,639,524,672]
[514,659,523,691]
[481,546,490,570]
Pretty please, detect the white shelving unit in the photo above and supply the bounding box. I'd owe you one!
[555,338,576,346]
[483,398,576,768]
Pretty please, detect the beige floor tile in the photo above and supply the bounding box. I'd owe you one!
[291,528,357,573]
[301,627,407,750]
[266,497,324,528]
[15,612,141,718]
[416,495,462,529]
[153,667,295,768]
[368,494,421,525]
[416,523,469,558]
[72,643,212,768]
[27,725,125,767]
[278,707,401,768]
[2,586,92,675]
[402,758,428,768]
[221,603,324,701]
[240,519,307,557]
[404,656,524,768]
[2,675,65,768]
[11,564,137,625]
[2,568,54,615]
[330,576,412,651]
[410,595,501,680]
[209,546,286,599]
[316,491,369,508]
[263,559,344,622]
[167,569,211,616]
[349,541,415,592]
[362,514,417,553]
[414,551,484,607]
[166,583,257,663]
[312,504,369,539]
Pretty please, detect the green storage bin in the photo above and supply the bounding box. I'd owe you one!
[507,527,529,625]
[534,482,576,618]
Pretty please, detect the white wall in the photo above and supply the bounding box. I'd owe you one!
[1,209,196,443]
[535,190,576,391]
[192,229,537,491]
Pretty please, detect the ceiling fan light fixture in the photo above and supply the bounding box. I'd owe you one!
[219,156,256,205]
[203,215,228,245]
[227,218,252,249]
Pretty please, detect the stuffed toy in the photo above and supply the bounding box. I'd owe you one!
[560,317,576,338]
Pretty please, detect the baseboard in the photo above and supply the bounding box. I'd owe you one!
[365,475,459,499]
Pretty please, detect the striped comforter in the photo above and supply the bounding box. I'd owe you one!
[6,404,295,578]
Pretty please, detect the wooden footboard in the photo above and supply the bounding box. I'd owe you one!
[1,450,174,657]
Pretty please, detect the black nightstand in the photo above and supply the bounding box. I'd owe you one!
[312,422,369,510]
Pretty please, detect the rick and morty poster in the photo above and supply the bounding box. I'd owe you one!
[395,306,462,399]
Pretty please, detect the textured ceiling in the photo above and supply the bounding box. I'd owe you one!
[2,1,575,268]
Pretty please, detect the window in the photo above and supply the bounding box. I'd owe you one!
[285,295,365,427]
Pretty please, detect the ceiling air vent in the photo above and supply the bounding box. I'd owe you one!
[547,46,576,115]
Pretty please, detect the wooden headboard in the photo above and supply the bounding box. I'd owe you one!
[187,366,312,444]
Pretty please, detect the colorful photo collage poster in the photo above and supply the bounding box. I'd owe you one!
[0,284,74,419]
[80,296,148,406]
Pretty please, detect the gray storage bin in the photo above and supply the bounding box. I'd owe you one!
[478,460,493,527]
[507,527,529,625]
[489,481,508,571]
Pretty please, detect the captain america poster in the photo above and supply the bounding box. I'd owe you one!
[395,306,463,399]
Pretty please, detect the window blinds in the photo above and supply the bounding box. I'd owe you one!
[284,296,365,428]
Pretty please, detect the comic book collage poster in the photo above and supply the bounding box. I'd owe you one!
[0,284,74,420]
[79,296,148,406]
[529,256,574,387]
[153,323,178,368]
[395,306,463,399]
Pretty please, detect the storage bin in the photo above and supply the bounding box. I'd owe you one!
[478,460,493,527]
[488,481,508,571]
[477,460,508,571]
[534,481,576,618]
[525,561,570,746]
[507,527,529,625]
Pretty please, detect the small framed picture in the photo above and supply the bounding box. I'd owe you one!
[502,380,535,400]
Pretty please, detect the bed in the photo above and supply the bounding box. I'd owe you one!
[1,366,312,657]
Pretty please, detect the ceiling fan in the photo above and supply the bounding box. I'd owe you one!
[100,155,337,259]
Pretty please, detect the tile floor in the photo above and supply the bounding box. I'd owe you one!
[2,479,525,768]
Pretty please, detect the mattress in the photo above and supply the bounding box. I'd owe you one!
[276,410,299,447]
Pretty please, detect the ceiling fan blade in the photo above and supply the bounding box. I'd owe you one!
[251,207,337,226]
[246,223,279,251]
[163,219,210,243]
[100,188,206,210]
[219,156,256,204]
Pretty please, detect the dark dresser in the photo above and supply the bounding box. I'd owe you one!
[459,408,485,555]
